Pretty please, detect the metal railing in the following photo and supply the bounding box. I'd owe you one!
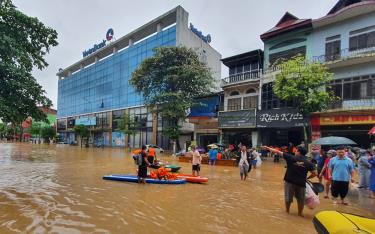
[312,46,375,63]
[221,70,261,85]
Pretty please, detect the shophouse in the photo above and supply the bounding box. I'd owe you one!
[259,0,375,148]
[56,6,221,148]
[259,13,311,147]
[218,50,263,147]
[309,0,375,148]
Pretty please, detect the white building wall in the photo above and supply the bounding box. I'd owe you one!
[175,8,222,91]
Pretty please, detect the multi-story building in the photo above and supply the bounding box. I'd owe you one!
[259,13,311,147]
[309,0,375,147]
[56,6,221,148]
[188,92,223,150]
[218,50,263,147]
[259,0,375,148]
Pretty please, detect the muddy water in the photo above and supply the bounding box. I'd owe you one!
[0,143,374,233]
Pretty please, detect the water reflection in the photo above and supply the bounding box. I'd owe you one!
[0,143,373,233]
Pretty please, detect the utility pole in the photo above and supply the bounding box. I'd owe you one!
[101,99,104,148]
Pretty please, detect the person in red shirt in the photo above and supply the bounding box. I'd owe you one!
[319,150,335,198]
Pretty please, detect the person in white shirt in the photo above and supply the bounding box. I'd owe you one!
[239,145,251,180]
[191,145,202,176]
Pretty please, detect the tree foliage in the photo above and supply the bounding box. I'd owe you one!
[273,56,337,114]
[0,0,58,123]
[74,125,90,148]
[130,46,214,141]
[41,126,56,143]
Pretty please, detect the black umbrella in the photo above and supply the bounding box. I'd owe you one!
[312,136,357,146]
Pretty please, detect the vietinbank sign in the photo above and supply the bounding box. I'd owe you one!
[82,28,114,57]
[190,23,211,43]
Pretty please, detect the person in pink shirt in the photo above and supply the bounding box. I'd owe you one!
[319,150,335,198]
[191,145,202,176]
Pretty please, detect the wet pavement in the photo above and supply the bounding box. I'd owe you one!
[0,143,374,233]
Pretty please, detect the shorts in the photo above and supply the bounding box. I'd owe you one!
[209,159,216,165]
[147,156,154,164]
[240,164,249,176]
[138,166,147,178]
[192,164,200,172]
[331,180,349,199]
[284,181,305,204]
[252,160,257,166]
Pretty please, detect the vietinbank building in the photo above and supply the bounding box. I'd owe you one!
[56,6,221,148]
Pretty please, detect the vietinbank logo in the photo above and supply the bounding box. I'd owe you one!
[190,23,211,44]
[82,28,114,57]
[106,28,114,41]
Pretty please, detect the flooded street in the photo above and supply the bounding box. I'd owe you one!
[0,143,374,233]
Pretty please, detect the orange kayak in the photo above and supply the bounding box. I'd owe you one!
[176,174,208,183]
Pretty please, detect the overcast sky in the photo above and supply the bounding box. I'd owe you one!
[14,0,338,108]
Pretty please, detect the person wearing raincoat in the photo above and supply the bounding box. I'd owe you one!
[358,149,371,189]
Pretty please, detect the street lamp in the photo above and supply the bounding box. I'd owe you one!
[100,99,104,148]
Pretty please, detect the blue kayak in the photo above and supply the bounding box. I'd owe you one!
[103,174,186,184]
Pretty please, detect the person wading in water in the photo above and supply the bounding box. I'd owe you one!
[262,146,317,217]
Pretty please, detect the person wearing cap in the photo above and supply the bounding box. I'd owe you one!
[358,149,371,189]
[319,150,335,198]
[262,145,316,217]
[328,145,355,205]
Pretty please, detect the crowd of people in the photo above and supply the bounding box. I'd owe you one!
[135,141,375,218]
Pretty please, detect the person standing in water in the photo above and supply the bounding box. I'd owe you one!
[319,150,334,198]
[239,145,252,180]
[328,145,355,205]
[262,145,316,217]
[138,145,151,184]
[191,145,202,176]
[147,146,156,165]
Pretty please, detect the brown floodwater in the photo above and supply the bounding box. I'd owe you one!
[0,143,374,233]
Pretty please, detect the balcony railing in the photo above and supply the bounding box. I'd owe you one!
[221,70,261,86]
[327,98,375,110]
[312,46,375,64]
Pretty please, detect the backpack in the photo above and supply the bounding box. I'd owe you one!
[133,154,143,166]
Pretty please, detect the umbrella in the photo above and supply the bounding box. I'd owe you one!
[207,144,218,149]
[312,136,357,146]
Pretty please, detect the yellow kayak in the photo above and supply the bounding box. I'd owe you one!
[313,211,375,234]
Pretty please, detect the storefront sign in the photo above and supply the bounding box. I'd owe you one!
[76,117,96,126]
[320,115,375,125]
[190,23,211,43]
[82,28,114,57]
[218,110,256,128]
[257,109,309,128]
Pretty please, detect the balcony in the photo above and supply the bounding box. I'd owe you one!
[221,71,261,87]
[327,98,375,111]
[312,46,375,69]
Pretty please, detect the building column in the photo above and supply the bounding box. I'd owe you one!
[113,47,118,54]
[129,38,133,46]
[157,23,162,33]
[252,131,259,147]
[152,112,158,145]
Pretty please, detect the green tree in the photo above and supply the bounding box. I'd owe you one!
[0,0,58,124]
[74,125,90,148]
[130,46,214,151]
[273,55,337,141]
[0,123,6,139]
[115,112,139,148]
[41,126,56,143]
[30,122,42,143]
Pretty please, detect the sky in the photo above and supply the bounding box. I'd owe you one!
[13,0,338,108]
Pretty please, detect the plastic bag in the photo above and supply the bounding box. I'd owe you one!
[305,182,320,209]
[256,155,262,167]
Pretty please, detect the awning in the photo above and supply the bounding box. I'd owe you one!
[368,126,375,135]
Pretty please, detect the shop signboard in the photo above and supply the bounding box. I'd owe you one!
[257,109,309,128]
[76,117,96,126]
[218,110,256,128]
[320,114,375,125]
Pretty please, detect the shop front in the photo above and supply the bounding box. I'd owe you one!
[257,108,309,147]
[218,110,256,147]
[311,112,375,148]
